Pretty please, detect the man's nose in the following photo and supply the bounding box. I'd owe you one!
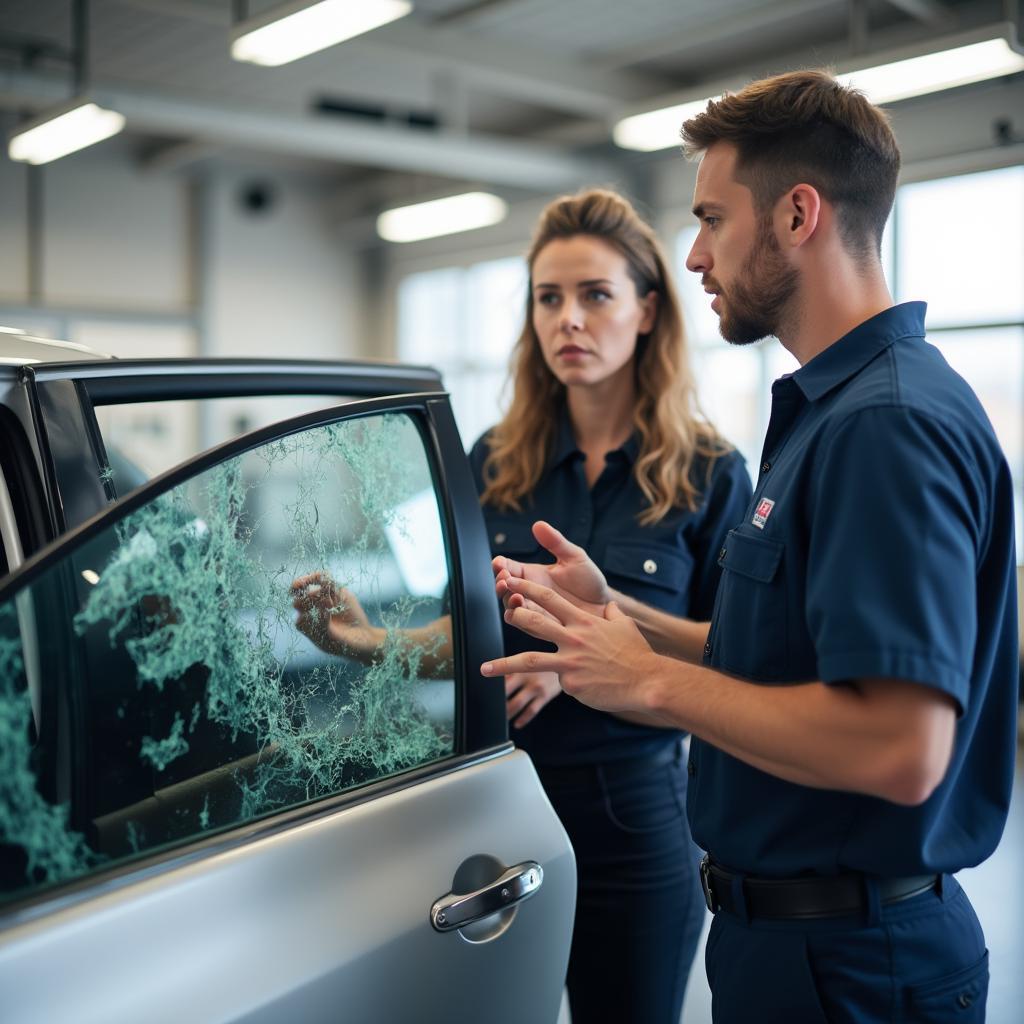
[686,236,709,275]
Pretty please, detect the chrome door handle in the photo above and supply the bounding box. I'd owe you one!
[430,861,544,932]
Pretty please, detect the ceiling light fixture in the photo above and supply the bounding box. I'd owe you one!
[612,23,1024,153]
[376,192,509,243]
[231,0,413,67]
[613,97,720,153]
[8,99,126,165]
[836,36,1024,104]
[7,0,125,165]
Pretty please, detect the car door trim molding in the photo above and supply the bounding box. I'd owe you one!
[1,741,516,930]
[27,358,445,404]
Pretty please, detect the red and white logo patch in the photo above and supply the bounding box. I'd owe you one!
[752,497,775,529]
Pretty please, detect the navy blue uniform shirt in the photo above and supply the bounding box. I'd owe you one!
[470,409,752,766]
[690,302,1019,878]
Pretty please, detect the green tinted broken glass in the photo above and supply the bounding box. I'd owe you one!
[0,412,456,902]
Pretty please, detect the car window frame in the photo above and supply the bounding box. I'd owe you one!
[23,359,448,534]
[0,392,509,924]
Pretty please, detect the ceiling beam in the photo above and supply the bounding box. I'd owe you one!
[356,22,676,118]
[878,0,957,28]
[431,0,518,24]
[140,139,221,174]
[0,69,616,191]
[591,0,843,70]
[113,0,230,27]
[114,0,673,119]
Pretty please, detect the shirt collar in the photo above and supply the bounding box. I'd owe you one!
[791,301,927,403]
[547,402,641,469]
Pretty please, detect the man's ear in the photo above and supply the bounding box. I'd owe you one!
[777,183,822,248]
[639,290,658,334]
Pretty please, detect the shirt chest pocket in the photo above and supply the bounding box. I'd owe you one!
[486,520,542,559]
[712,529,788,680]
[603,540,694,613]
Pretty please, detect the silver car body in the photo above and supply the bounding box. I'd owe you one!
[0,336,575,1024]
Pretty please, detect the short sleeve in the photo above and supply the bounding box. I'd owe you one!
[807,406,980,711]
[688,449,753,619]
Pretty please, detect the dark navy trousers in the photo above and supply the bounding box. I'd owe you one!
[537,743,706,1024]
[705,874,989,1022]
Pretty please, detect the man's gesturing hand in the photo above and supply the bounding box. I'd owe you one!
[482,575,659,716]
[493,520,609,618]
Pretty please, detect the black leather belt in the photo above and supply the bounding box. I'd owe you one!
[699,855,938,920]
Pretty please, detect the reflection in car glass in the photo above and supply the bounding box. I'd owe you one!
[0,412,456,902]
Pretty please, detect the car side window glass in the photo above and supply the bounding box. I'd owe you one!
[0,411,456,905]
[94,395,357,491]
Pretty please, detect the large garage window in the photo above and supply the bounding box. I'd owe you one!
[677,163,1024,555]
[397,256,525,448]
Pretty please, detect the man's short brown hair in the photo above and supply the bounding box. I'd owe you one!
[681,69,901,261]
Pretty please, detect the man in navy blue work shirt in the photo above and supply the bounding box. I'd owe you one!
[481,69,1018,1021]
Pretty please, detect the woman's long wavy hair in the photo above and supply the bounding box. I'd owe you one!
[480,188,728,525]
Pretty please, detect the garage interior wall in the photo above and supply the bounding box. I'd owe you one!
[0,144,366,363]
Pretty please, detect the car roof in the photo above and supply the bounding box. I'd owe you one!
[0,329,115,366]
[0,330,445,397]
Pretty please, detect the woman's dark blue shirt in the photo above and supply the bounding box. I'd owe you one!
[469,409,752,766]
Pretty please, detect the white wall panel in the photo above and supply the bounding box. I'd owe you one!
[207,172,364,360]
[42,145,191,312]
[0,159,28,301]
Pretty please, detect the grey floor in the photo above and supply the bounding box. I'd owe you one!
[558,734,1024,1024]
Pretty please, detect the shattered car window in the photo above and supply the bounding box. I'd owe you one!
[0,412,456,901]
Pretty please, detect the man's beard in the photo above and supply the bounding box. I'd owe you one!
[717,217,799,346]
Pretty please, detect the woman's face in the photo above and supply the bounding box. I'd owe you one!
[531,235,657,392]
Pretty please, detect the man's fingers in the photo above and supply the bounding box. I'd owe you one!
[504,604,568,645]
[492,554,526,579]
[482,652,559,677]
[504,592,550,619]
[501,576,590,626]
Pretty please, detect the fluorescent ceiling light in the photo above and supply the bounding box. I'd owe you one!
[836,37,1024,104]
[613,97,719,153]
[232,0,412,67]
[8,100,125,165]
[377,192,508,243]
[613,27,1024,153]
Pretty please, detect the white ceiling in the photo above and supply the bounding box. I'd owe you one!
[0,0,1015,201]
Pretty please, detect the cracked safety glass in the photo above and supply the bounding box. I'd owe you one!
[0,412,456,903]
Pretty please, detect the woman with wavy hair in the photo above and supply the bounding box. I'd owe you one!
[468,188,751,1024]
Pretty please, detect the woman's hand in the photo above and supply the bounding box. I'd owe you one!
[494,520,609,618]
[505,671,562,728]
[291,572,381,660]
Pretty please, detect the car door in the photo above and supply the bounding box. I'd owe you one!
[0,394,575,1024]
